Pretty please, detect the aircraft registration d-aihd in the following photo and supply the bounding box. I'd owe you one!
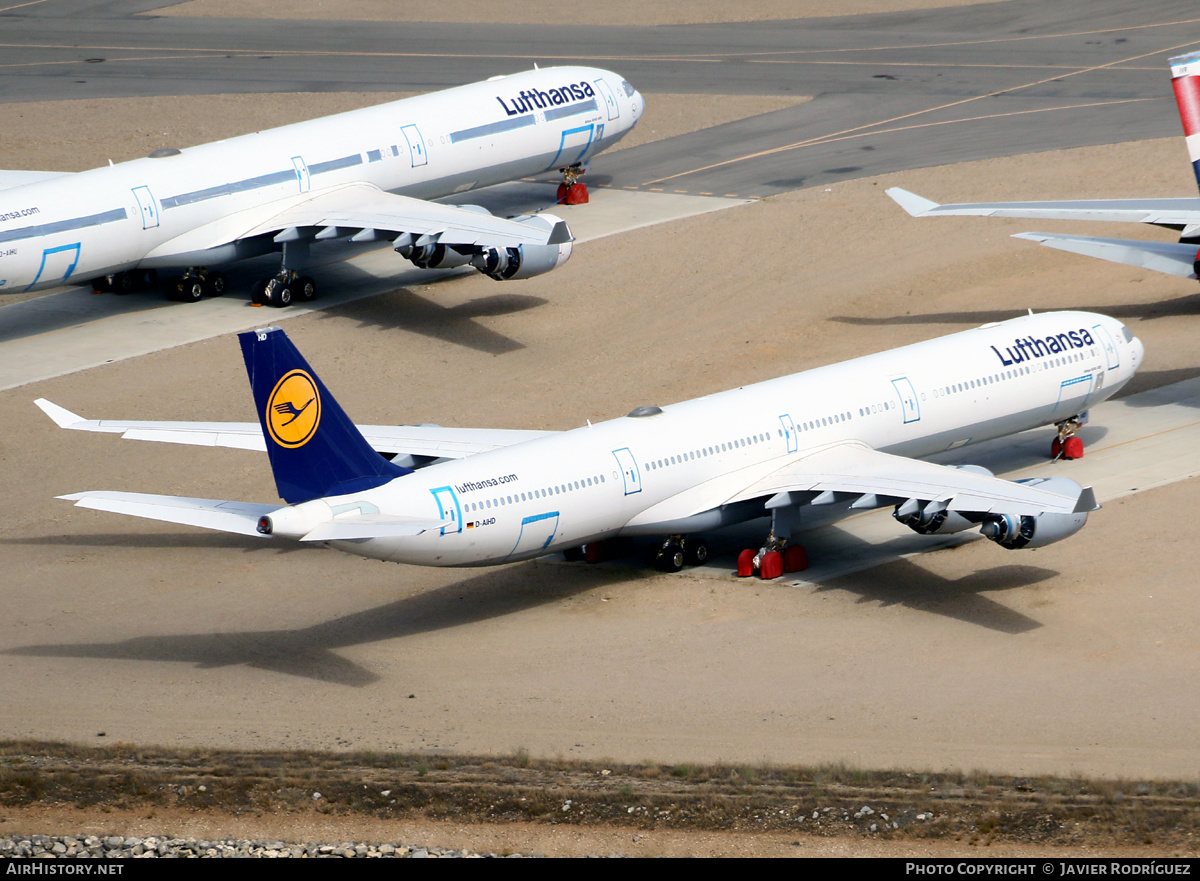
[0,66,642,305]
[887,53,1200,282]
[39,311,1143,579]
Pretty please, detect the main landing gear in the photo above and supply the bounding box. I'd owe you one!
[560,535,709,572]
[164,268,226,303]
[736,530,808,580]
[650,536,708,573]
[252,270,316,308]
[1051,413,1088,461]
[556,163,589,205]
[90,269,157,295]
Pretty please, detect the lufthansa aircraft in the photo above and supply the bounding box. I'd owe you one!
[0,66,642,305]
[39,311,1143,578]
[887,53,1200,282]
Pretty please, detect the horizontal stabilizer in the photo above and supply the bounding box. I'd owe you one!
[1013,232,1199,279]
[59,491,276,536]
[301,515,453,542]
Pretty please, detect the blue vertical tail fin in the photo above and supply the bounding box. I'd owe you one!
[239,326,409,504]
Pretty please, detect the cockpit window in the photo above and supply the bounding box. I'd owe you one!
[621,79,636,98]
[1120,324,1134,343]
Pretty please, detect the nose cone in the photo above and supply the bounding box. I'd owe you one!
[1130,334,1145,372]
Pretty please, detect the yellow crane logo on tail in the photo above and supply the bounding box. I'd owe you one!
[266,369,321,448]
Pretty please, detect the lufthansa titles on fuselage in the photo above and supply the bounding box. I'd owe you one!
[496,81,596,117]
[990,328,1096,367]
[454,474,520,495]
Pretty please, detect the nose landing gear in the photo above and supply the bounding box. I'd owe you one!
[1051,413,1088,460]
[556,164,589,205]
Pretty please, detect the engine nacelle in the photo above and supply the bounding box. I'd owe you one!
[399,242,473,270]
[471,213,573,280]
[894,504,975,536]
[893,464,994,535]
[979,477,1089,549]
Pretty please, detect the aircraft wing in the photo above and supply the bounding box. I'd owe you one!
[0,169,71,190]
[887,187,1200,228]
[624,442,1095,529]
[35,398,556,459]
[1011,232,1199,279]
[143,181,572,261]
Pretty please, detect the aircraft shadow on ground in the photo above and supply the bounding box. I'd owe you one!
[814,557,1053,634]
[0,531,318,554]
[830,293,1200,329]
[315,283,546,355]
[0,248,546,359]
[3,562,653,688]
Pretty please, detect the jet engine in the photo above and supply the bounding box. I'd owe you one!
[470,213,573,280]
[893,465,994,535]
[979,477,1089,549]
[400,242,473,270]
[894,503,975,536]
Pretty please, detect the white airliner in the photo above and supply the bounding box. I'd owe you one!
[0,66,642,305]
[887,52,1200,282]
[38,310,1143,577]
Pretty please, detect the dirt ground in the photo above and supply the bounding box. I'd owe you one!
[3,0,1200,860]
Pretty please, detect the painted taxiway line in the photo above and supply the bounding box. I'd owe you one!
[0,184,749,392]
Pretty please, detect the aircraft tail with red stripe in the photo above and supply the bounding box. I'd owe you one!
[1170,52,1200,193]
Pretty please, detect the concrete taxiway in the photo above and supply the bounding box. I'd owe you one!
[0,185,749,390]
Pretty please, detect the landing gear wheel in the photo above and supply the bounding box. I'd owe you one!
[562,546,585,562]
[684,540,709,566]
[174,278,204,303]
[114,272,134,294]
[782,545,808,573]
[759,550,783,580]
[203,273,226,297]
[295,276,316,302]
[251,279,268,305]
[737,549,756,577]
[274,284,293,307]
[655,544,685,573]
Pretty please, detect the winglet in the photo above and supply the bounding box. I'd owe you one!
[1073,486,1099,514]
[35,398,85,429]
[547,219,574,245]
[885,187,941,217]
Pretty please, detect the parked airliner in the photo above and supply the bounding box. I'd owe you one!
[39,311,1142,578]
[887,53,1200,282]
[0,66,642,305]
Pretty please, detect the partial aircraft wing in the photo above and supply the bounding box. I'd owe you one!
[624,441,1094,530]
[1010,232,1199,279]
[886,187,1200,230]
[143,182,571,263]
[0,169,71,190]
[35,398,556,461]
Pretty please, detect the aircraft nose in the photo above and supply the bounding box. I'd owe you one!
[1130,334,1145,370]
